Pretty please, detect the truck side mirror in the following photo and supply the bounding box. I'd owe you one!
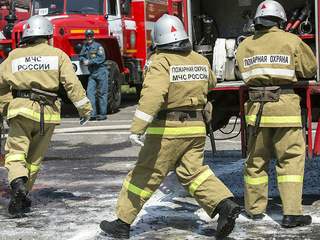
[120,0,130,16]
[0,13,2,20]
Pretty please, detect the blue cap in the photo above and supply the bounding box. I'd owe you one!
[85,29,94,36]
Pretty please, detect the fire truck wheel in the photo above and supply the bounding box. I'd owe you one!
[107,60,121,114]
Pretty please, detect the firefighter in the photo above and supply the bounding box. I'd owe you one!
[79,29,108,121]
[236,0,318,227]
[0,15,92,215]
[99,14,240,239]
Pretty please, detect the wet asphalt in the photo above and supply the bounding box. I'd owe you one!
[0,94,320,240]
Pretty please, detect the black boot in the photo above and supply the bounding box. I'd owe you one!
[100,218,130,239]
[282,215,312,228]
[22,197,32,210]
[8,177,28,215]
[214,198,240,240]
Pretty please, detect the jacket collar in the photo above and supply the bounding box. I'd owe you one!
[33,38,49,44]
[257,26,283,34]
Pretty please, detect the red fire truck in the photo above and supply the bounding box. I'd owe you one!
[0,0,169,113]
[1,0,320,159]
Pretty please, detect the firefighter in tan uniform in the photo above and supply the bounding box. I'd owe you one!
[236,1,318,227]
[100,14,240,239]
[0,15,92,215]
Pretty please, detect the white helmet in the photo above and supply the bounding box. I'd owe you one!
[254,0,287,27]
[23,15,54,38]
[154,14,188,46]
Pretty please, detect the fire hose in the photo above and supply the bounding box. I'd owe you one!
[285,8,300,31]
[287,4,312,34]
[195,14,220,46]
[298,20,313,35]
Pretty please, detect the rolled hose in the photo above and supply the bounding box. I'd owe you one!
[298,20,312,35]
[237,35,246,45]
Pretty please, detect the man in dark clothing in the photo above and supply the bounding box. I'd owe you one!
[79,29,108,120]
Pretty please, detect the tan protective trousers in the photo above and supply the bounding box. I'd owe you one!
[116,137,234,224]
[244,126,305,215]
[4,115,55,191]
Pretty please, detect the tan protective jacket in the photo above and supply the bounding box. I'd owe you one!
[131,49,216,138]
[0,38,92,124]
[142,51,157,80]
[236,27,318,127]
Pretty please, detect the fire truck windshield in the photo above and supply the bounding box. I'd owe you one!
[31,0,64,16]
[31,0,104,16]
[66,0,104,15]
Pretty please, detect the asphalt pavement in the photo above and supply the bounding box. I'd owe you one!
[0,94,320,240]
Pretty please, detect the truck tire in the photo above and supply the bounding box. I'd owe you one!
[107,60,121,113]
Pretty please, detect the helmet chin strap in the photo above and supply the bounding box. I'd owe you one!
[18,35,50,45]
[157,39,192,52]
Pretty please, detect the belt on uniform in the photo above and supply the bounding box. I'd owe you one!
[279,84,294,94]
[13,89,31,98]
[248,84,294,137]
[248,85,294,98]
[156,110,203,122]
[13,89,58,98]
[12,88,58,136]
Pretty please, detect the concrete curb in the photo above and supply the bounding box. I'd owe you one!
[53,124,131,133]
[0,125,131,139]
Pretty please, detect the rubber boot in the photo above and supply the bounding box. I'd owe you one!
[100,218,130,239]
[22,197,32,210]
[214,198,240,240]
[282,215,312,228]
[8,177,28,215]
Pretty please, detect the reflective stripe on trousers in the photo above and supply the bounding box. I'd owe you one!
[244,175,303,185]
[5,153,42,172]
[8,107,60,121]
[123,169,214,198]
[123,179,153,198]
[189,169,213,196]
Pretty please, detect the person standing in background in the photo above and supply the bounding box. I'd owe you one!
[79,29,108,121]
